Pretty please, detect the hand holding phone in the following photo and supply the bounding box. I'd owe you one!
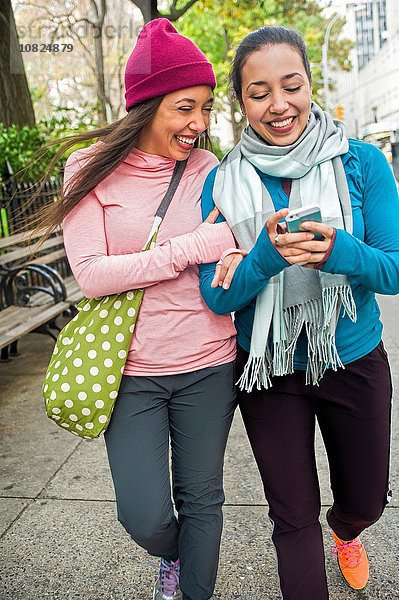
[285,206,325,241]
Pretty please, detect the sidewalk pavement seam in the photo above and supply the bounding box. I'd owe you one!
[2,495,397,509]
[36,440,84,503]
[0,438,83,540]
[0,498,35,541]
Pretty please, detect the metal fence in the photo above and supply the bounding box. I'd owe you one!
[0,161,62,237]
[0,161,72,293]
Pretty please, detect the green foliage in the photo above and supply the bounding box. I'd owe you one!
[0,123,48,183]
[0,109,97,184]
[177,0,353,112]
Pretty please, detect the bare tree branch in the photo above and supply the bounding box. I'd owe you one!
[68,25,94,61]
[128,0,198,23]
[89,0,99,20]
[127,0,157,23]
[100,0,106,22]
[168,0,198,21]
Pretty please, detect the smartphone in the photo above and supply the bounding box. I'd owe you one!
[285,206,324,241]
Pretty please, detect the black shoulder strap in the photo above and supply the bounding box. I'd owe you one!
[155,159,188,220]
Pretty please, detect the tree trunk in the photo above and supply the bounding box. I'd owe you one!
[0,0,35,126]
[130,0,198,24]
[93,33,108,125]
[90,0,108,125]
[131,0,159,23]
[150,0,160,21]
[221,25,244,146]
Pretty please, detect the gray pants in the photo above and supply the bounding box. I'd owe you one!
[104,362,237,600]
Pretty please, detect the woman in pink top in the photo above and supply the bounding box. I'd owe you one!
[37,19,238,600]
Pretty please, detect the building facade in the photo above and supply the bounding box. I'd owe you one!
[329,0,399,148]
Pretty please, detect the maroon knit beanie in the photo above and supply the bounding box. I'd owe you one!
[124,18,216,111]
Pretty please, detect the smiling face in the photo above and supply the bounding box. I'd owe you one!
[240,43,312,146]
[136,85,214,160]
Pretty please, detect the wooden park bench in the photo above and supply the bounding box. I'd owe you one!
[0,228,83,361]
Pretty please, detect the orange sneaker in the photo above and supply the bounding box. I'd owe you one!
[331,530,369,590]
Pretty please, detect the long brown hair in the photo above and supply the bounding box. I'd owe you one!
[29,95,212,242]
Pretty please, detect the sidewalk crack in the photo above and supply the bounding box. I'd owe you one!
[0,439,83,539]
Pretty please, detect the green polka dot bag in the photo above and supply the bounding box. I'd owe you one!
[43,159,187,438]
[43,285,147,438]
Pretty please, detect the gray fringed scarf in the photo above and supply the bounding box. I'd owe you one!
[213,103,357,392]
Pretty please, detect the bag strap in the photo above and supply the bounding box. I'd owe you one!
[156,159,188,219]
[143,158,188,247]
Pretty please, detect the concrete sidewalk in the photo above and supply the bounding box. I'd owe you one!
[1,295,398,599]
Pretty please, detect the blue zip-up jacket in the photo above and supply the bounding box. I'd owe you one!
[200,139,399,368]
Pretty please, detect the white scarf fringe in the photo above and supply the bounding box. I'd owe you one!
[238,285,357,392]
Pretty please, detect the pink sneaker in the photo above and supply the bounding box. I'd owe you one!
[153,558,182,600]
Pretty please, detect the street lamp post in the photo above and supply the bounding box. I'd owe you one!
[322,13,340,114]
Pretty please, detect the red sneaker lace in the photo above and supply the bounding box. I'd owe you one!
[332,538,363,568]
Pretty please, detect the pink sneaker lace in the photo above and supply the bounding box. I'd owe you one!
[159,558,180,597]
[332,537,363,568]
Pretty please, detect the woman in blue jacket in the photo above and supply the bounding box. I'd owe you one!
[200,25,398,600]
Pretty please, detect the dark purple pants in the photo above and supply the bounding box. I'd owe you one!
[237,342,392,600]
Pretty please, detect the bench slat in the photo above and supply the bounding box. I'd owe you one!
[0,235,63,266]
[27,276,83,308]
[0,302,70,349]
[0,230,85,354]
[29,248,67,266]
[0,228,60,250]
[0,230,36,250]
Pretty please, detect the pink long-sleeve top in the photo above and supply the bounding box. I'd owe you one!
[62,145,237,376]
